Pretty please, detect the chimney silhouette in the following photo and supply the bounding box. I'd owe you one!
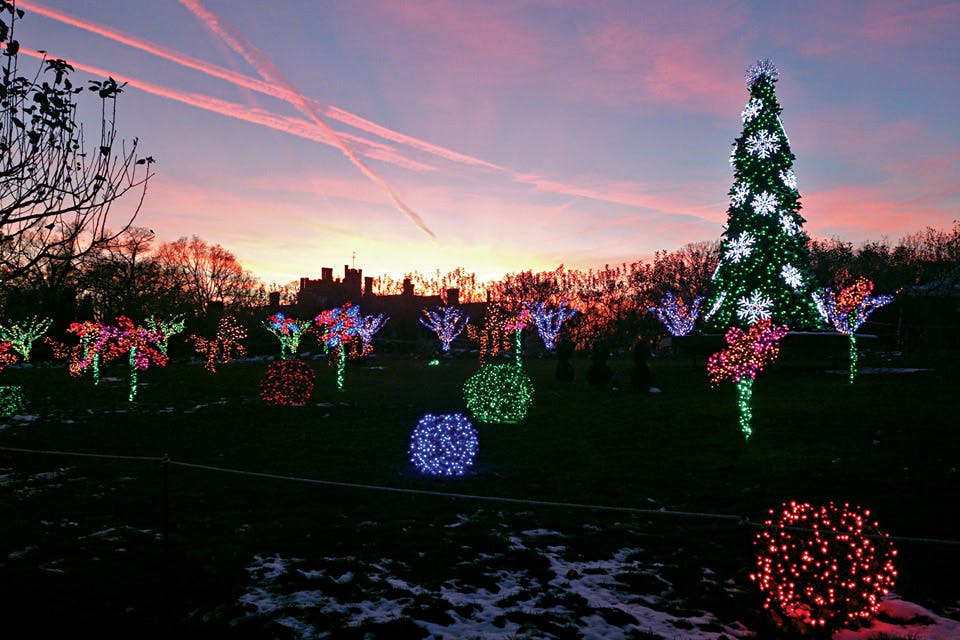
[402,278,414,297]
[364,276,374,297]
[446,288,459,306]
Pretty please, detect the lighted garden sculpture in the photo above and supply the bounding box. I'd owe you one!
[523,301,577,350]
[420,306,468,353]
[145,315,186,356]
[0,342,24,417]
[466,304,517,364]
[463,363,534,424]
[813,277,893,383]
[102,316,168,402]
[751,500,897,632]
[355,313,389,357]
[707,318,788,440]
[504,307,532,368]
[187,316,248,373]
[57,321,113,385]
[263,312,311,360]
[0,316,53,361]
[408,413,479,476]
[260,359,316,405]
[647,293,704,337]
[315,303,361,392]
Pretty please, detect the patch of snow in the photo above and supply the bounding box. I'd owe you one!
[12,414,39,422]
[520,529,565,538]
[826,367,932,375]
[833,597,960,640]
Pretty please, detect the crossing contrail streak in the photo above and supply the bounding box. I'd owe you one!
[18,0,719,225]
[177,0,436,240]
[17,1,493,171]
[11,45,435,172]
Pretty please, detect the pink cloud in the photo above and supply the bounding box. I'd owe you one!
[804,184,957,240]
[575,6,748,112]
[861,1,960,44]
[370,0,546,83]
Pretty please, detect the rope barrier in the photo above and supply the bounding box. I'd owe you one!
[2,444,959,546]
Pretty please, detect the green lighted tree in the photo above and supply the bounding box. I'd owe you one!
[703,59,822,331]
[0,316,52,361]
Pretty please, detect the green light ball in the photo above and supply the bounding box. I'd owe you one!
[463,363,534,424]
[0,386,25,417]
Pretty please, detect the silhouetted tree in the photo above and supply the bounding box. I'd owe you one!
[154,235,260,316]
[0,2,153,284]
[79,226,169,320]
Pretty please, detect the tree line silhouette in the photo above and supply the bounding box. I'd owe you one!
[2,221,957,351]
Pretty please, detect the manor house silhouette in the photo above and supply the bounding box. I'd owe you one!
[268,264,486,349]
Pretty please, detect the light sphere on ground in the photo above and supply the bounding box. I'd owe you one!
[408,413,479,477]
[259,360,316,406]
[462,363,534,424]
[750,500,898,631]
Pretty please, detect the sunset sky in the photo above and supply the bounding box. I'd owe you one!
[13,0,959,285]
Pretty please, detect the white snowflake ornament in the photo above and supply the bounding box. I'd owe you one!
[745,130,781,158]
[731,182,750,207]
[741,98,762,123]
[779,212,799,235]
[780,168,797,190]
[725,232,756,263]
[737,290,774,325]
[751,191,778,216]
[780,264,803,289]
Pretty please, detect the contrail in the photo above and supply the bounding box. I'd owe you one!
[177,0,436,240]
[11,45,436,172]
[19,0,718,225]
[19,0,503,173]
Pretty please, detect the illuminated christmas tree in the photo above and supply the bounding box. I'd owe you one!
[703,59,822,331]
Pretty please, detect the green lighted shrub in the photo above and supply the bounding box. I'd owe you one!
[0,386,25,417]
[463,363,534,424]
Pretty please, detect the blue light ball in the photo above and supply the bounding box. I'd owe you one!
[408,413,479,477]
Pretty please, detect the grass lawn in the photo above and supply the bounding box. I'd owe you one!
[1,346,958,638]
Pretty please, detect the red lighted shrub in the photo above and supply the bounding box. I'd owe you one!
[751,500,897,631]
[259,360,315,406]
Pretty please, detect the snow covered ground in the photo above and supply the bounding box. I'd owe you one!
[227,514,960,640]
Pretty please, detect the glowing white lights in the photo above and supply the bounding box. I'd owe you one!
[408,413,479,477]
[780,264,803,289]
[750,191,778,216]
[779,212,799,236]
[746,58,780,85]
[737,290,774,324]
[745,130,780,159]
[731,182,751,207]
[741,98,762,123]
[420,306,469,353]
[779,168,797,190]
[725,232,756,263]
